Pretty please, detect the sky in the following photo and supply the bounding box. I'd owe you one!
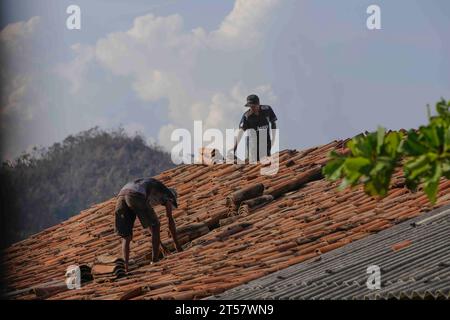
[1,0,449,161]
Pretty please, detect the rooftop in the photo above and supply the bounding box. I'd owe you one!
[2,139,450,300]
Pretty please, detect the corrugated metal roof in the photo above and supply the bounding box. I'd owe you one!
[207,205,450,300]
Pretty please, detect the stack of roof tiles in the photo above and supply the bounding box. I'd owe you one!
[91,255,126,283]
[2,139,450,300]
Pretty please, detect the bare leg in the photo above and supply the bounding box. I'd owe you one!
[122,236,132,272]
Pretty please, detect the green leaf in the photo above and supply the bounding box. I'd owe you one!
[325,98,449,205]
[323,156,345,181]
[444,127,450,152]
[402,130,428,156]
[424,162,442,203]
[384,131,403,157]
[343,157,371,173]
[363,180,378,196]
[338,171,362,190]
[405,154,431,180]
[363,174,390,197]
[339,177,352,191]
[370,161,387,176]
[405,178,419,192]
[377,126,385,154]
[422,126,441,149]
[349,133,378,158]
[436,99,450,118]
[426,152,438,162]
[442,161,450,178]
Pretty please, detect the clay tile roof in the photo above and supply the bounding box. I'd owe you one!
[2,139,450,300]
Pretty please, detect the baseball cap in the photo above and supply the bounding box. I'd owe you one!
[245,94,260,107]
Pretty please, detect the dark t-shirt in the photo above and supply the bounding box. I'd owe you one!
[118,178,171,206]
[239,105,277,158]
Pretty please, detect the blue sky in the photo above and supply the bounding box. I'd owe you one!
[1,0,449,161]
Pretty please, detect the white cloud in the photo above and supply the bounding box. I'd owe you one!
[2,74,32,118]
[158,123,178,152]
[0,16,46,159]
[0,16,40,56]
[56,43,95,94]
[123,122,146,137]
[1,16,42,117]
[212,0,280,49]
[61,0,281,152]
[1,1,283,160]
[132,70,175,102]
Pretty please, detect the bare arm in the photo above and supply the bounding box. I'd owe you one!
[165,202,183,252]
[122,236,132,272]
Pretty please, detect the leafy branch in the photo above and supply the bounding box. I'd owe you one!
[323,99,450,203]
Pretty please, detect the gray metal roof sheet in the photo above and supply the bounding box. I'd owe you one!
[207,204,450,300]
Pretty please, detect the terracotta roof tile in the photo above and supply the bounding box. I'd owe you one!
[2,139,450,300]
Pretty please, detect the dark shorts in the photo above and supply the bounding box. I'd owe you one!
[114,194,160,238]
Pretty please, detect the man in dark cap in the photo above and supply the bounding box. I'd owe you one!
[231,94,278,162]
[114,177,182,271]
